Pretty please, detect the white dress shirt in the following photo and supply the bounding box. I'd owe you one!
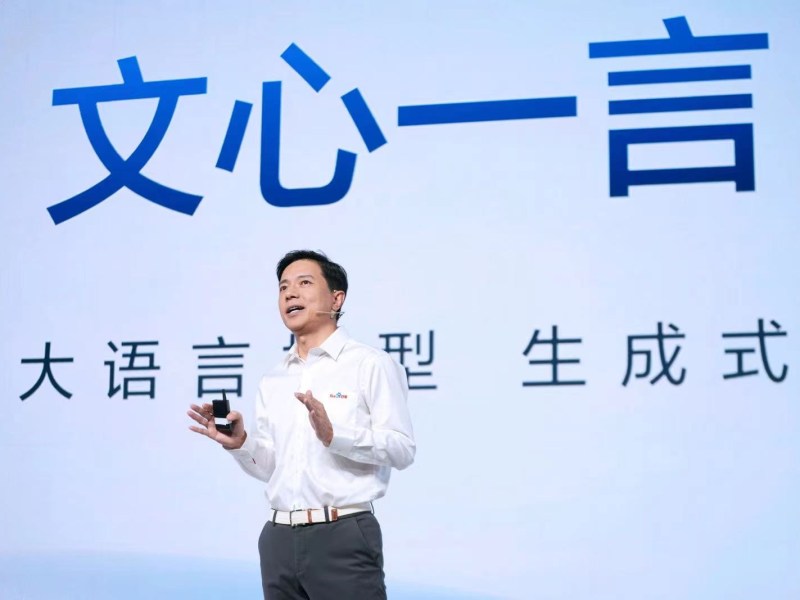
[228,327,415,511]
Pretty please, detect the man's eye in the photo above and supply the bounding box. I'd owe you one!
[300,280,311,286]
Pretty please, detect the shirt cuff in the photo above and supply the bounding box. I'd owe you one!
[226,432,256,460]
[327,423,356,456]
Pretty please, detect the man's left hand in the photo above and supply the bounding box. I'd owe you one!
[295,390,333,447]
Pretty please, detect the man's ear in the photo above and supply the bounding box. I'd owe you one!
[333,290,346,311]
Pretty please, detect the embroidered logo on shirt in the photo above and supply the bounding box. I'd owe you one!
[329,392,348,399]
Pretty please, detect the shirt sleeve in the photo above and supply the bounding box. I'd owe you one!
[327,351,416,470]
[226,378,277,482]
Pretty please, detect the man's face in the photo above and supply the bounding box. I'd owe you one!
[278,259,342,334]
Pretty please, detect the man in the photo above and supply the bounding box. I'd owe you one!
[188,250,415,600]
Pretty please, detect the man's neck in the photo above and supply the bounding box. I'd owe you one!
[294,325,337,360]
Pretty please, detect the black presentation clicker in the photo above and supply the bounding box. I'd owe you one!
[212,390,233,434]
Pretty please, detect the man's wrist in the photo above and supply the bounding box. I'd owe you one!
[222,431,246,450]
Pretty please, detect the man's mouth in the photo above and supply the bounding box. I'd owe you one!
[286,305,305,315]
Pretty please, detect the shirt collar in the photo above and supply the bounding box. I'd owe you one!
[284,327,350,365]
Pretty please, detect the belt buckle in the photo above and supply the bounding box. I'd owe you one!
[289,509,307,528]
[288,507,338,527]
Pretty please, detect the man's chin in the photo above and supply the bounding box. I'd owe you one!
[283,316,337,337]
[284,322,303,333]
[284,318,309,335]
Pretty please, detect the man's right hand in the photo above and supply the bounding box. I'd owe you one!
[187,403,247,450]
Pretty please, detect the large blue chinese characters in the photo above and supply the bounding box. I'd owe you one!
[590,17,768,196]
[49,57,207,224]
[216,43,386,207]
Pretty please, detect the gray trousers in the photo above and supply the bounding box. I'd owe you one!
[258,512,387,600]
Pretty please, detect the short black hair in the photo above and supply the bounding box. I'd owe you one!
[276,250,348,295]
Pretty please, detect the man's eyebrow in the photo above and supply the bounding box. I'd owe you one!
[279,274,316,285]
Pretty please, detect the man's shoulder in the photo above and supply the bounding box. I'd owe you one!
[341,337,396,367]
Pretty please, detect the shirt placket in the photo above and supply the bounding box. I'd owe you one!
[290,355,315,510]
